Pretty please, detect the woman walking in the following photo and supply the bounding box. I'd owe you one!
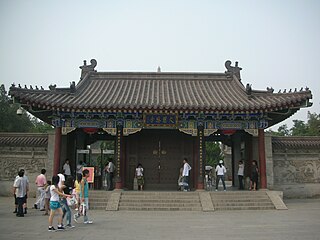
[48,175,71,231]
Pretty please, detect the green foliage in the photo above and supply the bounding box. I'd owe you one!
[95,141,115,167]
[268,124,291,136]
[205,141,224,167]
[268,112,320,136]
[0,84,53,133]
[291,120,308,136]
[100,141,115,150]
[0,84,33,132]
[305,112,320,136]
[29,116,54,133]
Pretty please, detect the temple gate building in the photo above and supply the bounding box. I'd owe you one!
[9,59,313,191]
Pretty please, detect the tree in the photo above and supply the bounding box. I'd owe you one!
[29,116,54,133]
[278,124,290,136]
[267,111,320,136]
[0,84,34,132]
[305,112,320,136]
[290,112,320,136]
[291,120,308,136]
[0,84,53,133]
[205,141,224,167]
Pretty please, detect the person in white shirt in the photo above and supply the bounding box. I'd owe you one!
[182,158,192,191]
[106,159,116,191]
[48,175,71,231]
[57,171,65,191]
[13,170,28,217]
[63,159,71,177]
[135,163,144,191]
[238,160,244,190]
[215,160,227,191]
[76,161,84,175]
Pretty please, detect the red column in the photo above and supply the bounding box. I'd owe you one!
[53,127,62,175]
[258,129,267,189]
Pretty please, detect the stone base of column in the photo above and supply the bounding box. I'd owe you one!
[197,182,204,190]
[115,177,123,189]
[197,177,204,190]
[115,182,122,189]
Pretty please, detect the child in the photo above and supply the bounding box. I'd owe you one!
[74,173,82,211]
[48,175,71,231]
[44,180,51,216]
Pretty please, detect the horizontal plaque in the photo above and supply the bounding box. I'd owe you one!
[144,114,177,128]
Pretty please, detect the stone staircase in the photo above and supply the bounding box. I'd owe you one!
[118,191,202,211]
[88,190,286,211]
[210,191,276,210]
[89,191,112,210]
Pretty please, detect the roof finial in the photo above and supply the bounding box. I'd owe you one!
[225,60,242,81]
[79,59,97,80]
[157,66,161,73]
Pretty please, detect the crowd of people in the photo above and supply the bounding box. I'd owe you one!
[203,159,259,191]
[12,159,94,232]
[133,158,259,192]
[12,157,260,231]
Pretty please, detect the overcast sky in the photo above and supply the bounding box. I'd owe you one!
[1,0,319,130]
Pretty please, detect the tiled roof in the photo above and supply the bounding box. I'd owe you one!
[9,71,312,114]
[272,136,320,149]
[0,133,48,147]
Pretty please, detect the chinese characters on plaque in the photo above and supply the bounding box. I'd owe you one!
[144,114,177,128]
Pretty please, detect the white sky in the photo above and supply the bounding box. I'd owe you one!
[1,0,319,130]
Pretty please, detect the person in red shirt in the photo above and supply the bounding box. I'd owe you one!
[34,169,47,210]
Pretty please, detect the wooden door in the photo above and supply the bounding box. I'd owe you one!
[126,129,193,190]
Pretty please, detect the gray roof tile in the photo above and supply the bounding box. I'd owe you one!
[9,71,312,113]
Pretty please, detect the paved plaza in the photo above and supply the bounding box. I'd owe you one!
[0,196,319,240]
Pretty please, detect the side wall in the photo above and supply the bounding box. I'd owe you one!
[271,138,320,198]
[0,133,54,197]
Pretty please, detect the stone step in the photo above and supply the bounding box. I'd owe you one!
[213,199,271,203]
[121,192,199,196]
[118,206,202,211]
[212,197,269,201]
[90,206,107,210]
[213,202,275,207]
[90,197,109,200]
[89,202,108,207]
[119,202,201,207]
[120,196,199,201]
[118,191,202,211]
[120,199,200,203]
[214,205,275,210]
[210,191,276,210]
[211,192,269,196]
[90,197,111,201]
[88,190,284,211]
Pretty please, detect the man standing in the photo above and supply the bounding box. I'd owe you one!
[106,159,115,191]
[238,160,244,190]
[13,170,28,217]
[215,160,227,191]
[13,169,29,214]
[34,169,46,210]
[21,169,29,214]
[182,158,192,191]
[63,159,71,177]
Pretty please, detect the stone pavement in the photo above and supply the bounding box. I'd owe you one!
[0,197,319,240]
